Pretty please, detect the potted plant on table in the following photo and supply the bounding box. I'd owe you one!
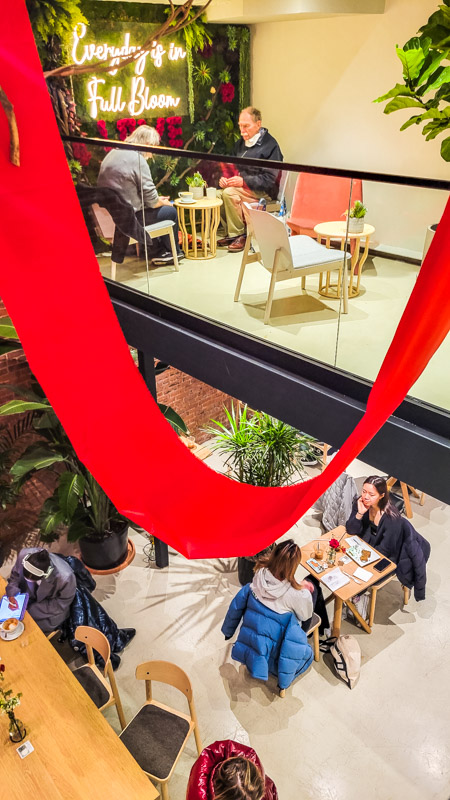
[186,171,206,199]
[346,201,368,234]
[206,404,320,585]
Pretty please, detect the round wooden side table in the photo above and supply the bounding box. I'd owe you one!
[314,221,375,312]
[174,197,223,260]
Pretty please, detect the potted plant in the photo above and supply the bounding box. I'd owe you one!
[374,3,450,257]
[205,404,319,585]
[0,332,188,569]
[345,201,367,234]
[186,171,206,199]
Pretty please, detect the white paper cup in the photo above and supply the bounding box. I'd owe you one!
[206,187,217,198]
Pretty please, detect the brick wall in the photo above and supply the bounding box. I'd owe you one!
[156,366,238,444]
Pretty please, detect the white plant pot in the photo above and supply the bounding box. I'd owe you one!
[348,217,365,234]
[422,224,437,263]
[191,186,204,199]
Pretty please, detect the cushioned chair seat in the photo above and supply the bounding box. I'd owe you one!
[119,704,190,779]
[307,612,320,632]
[289,235,347,269]
[73,665,110,708]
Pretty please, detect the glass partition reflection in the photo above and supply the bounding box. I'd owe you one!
[70,138,449,414]
[332,177,449,412]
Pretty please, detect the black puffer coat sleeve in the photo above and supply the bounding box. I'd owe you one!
[396,520,430,601]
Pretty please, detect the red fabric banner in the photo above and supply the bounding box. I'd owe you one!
[0,1,449,558]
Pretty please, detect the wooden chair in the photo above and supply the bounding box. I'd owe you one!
[91,205,179,280]
[307,612,321,662]
[73,625,126,730]
[367,579,411,629]
[386,477,425,519]
[119,660,202,800]
[235,206,350,325]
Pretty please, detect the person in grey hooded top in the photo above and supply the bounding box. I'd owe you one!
[251,540,314,625]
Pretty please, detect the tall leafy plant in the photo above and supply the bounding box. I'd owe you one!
[375,1,450,160]
[205,404,318,487]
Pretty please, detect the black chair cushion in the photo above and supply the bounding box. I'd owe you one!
[119,704,191,780]
[73,666,110,708]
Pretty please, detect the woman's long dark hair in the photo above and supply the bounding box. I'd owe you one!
[254,539,302,589]
[363,476,400,518]
[213,757,265,800]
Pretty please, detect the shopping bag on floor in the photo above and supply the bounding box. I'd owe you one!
[330,635,361,689]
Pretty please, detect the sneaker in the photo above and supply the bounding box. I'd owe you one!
[152,250,184,265]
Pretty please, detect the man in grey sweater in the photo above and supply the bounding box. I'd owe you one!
[97,125,183,266]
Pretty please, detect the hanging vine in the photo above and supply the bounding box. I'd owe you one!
[186,44,195,123]
[239,27,250,110]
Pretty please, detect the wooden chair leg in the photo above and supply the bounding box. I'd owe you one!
[111,261,117,281]
[160,781,170,800]
[107,665,126,730]
[368,587,378,629]
[264,250,280,325]
[279,688,286,698]
[301,275,306,290]
[234,235,251,301]
[403,585,411,606]
[168,229,179,272]
[313,627,320,662]
[400,481,413,519]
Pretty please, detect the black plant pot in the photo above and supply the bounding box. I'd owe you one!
[238,556,255,586]
[79,522,129,570]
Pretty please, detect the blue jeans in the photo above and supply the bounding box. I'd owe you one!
[137,205,181,255]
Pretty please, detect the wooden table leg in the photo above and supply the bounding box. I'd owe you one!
[190,208,198,258]
[332,596,343,637]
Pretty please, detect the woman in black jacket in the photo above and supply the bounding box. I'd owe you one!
[346,475,404,564]
[346,476,430,604]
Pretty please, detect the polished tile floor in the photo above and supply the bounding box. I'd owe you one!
[26,453,448,800]
[99,248,450,412]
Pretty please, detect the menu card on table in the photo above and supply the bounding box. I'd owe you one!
[321,568,350,592]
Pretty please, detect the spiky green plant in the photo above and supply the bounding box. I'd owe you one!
[193,61,212,85]
[205,404,318,487]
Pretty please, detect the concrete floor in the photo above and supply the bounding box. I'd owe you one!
[6,452,447,800]
[99,248,450,412]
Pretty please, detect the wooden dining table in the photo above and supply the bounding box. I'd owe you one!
[300,526,396,636]
[0,576,158,799]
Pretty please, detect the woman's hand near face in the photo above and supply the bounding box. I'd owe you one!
[357,496,367,515]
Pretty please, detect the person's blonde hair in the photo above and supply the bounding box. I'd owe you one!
[125,124,160,147]
[213,757,264,800]
[240,107,262,123]
[254,539,302,589]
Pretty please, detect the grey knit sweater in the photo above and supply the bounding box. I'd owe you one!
[97,148,159,211]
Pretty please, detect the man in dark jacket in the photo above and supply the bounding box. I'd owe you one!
[217,107,283,252]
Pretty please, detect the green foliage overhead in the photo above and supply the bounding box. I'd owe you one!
[205,404,319,488]
[374,2,450,160]
[26,0,87,60]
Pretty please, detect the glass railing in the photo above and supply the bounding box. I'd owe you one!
[65,135,450,414]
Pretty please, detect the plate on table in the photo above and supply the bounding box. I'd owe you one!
[178,198,196,204]
[0,620,24,640]
[345,536,380,567]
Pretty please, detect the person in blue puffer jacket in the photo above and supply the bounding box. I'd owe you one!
[221,541,314,691]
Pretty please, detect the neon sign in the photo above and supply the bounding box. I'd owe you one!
[72,23,187,119]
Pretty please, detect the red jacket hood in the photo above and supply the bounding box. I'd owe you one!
[186,740,278,800]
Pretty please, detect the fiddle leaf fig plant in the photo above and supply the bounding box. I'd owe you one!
[374,2,450,160]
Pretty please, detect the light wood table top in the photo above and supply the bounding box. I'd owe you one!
[173,196,222,209]
[300,527,396,636]
[0,576,157,799]
[314,221,375,239]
